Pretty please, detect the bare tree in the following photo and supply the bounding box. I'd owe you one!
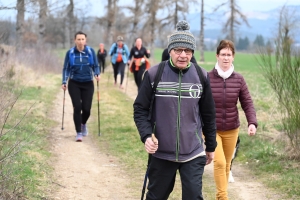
[172,0,197,28]
[104,0,119,46]
[37,0,47,46]
[199,0,204,62]
[66,0,75,47]
[16,0,25,51]
[214,0,249,42]
[0,5,15,10]
[122,0,145,43]
[145,0,160,53]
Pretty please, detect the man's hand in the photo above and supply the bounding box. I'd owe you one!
[248,124,256,136]
[147,49,150,54]
[205,151,214,165]
[61,84,67,90]
[95,75,100,81]
[144,136,158,154]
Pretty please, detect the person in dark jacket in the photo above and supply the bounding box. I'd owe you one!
[133,20,217,200]
[208,39,257,200]
[62,31,100,142]
[97,43,107,73]
[129,37,151,90]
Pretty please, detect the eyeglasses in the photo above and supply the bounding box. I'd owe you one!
[219,53,232,57]
[173,48,193,55]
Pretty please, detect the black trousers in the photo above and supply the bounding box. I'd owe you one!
[146,156,206,200]
[112,61,126,85]
[68,79,94,133]
[98,58,105,73]
[133,63,146,90]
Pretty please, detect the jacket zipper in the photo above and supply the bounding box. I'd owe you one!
[80,52,83,70]
[176,70,183,161]
[222,79,226,130]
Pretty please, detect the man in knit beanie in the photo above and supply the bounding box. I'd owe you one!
[168,20,196,52]
[134,20,216,200]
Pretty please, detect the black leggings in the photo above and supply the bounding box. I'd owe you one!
[113,61,126,85]
[68,79,94,133]
[98,58,105,73]
[133,63,146,90]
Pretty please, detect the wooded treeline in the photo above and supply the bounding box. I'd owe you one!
[0,0,255,54]
[0,0,299,55]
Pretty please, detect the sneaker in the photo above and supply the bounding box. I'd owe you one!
[76,133,83,142]
[81,124,88,136]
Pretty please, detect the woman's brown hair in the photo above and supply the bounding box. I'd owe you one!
[216,40,235,55]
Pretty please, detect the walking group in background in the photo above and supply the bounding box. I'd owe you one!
[108,36,151,90]
[61,20,257,200]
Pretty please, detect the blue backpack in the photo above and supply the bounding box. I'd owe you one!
[110,43,126,56]
[69,46,94,66]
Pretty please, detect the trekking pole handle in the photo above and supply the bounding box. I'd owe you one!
[151,133,158,145]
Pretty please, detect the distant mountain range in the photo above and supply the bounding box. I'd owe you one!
[186,5,300,44]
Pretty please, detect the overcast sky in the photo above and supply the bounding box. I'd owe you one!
[0,0,299,19]
[88,0,300,16]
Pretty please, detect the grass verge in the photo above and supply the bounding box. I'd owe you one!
[0,72,61,199]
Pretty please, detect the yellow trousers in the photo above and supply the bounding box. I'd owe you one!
[214,128,239,200]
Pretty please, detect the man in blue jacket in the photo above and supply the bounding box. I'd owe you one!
[133,21,217,200]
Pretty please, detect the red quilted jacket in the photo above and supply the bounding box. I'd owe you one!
[208,68,258,131]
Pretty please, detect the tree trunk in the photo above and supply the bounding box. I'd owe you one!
[230,0,235,42]
[38,0,47,47]
[199,0,205,62]
[16,0,25,51]
[106,0,117,45]
[131,0,143,43]
[67,0,75,47]
[149,0,158,54]
[174,0,178,29]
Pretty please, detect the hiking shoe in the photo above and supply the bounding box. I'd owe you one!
[81,124,88,136]
[76,133,83,142]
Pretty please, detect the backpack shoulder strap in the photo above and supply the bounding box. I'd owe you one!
[147,61,166,120]
[152,61,166,93]
[113,43,118,53]
[86,46,94,62]
[68,47,75,66]
[194,62,206,88]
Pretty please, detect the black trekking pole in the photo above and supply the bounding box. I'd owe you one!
[61,89,65,130]
[97,81,101,136]
[141,134,158,200]
[141,154,151,200]
[125,63,130,94]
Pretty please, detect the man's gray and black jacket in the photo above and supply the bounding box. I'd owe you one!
[133,60,217,162]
